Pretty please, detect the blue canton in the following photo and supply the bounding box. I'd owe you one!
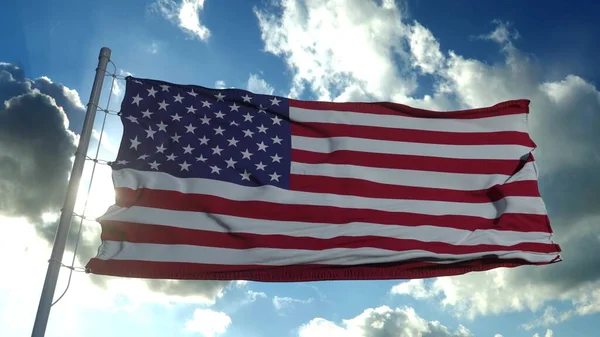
[112,77,291,189]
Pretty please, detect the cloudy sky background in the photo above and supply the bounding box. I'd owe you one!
[1,0,599,336]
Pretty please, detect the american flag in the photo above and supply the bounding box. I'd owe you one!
[86,76,561,281]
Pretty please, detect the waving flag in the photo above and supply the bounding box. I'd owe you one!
[85,76,561,281]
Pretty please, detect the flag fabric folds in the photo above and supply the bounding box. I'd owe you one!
[85,76,561,281]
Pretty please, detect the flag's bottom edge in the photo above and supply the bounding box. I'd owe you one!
[85,256,561,282]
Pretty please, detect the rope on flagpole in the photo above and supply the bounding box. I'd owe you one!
[50,58,120,307]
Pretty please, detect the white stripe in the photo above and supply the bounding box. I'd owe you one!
[100,205,556,247]
[290,107,529,133]
[291,161,538,190]
[112,169,548,218]
[292,136,533,160]
[95,240,558,265]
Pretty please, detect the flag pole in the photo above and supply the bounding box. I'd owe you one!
[31,47,112,337]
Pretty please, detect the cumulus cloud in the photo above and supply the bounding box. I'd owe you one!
[0,62,230,304]
[254,0,600,329]
[298,305,474,337]
[154,0,210,41]
[246,74,275,95]
[0,65,77,223]
[184,308,231,337]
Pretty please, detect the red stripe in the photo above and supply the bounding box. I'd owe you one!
[290,175,541,203]
[86,256,557,282]
[291,122,535,147]
[114,188,553,233]
[291,149,528,175]
[99,220,560,255]
[289,99,529,119]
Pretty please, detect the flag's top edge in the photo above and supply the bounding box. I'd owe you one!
[124,76,530,118]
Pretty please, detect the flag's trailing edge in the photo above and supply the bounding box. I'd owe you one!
[86,76,562,281]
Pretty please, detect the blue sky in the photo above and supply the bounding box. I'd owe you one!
[1,0,599,337]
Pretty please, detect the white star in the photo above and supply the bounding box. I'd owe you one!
[271,136,283,144]
[149,161,161,170]
[214,110,225,119]
[158,100,169,111]
[255,162,266,171]
[179,161,191,171]
[240,170,251,181]
[200,115,211,125]
[166,153,178,161]
[227,137,239,147]
[257,141,268,152]
[271,115,283,125]
[214,92,226,102]
[187,89,198,97]
[129,136,141,150]
[225,157,237,168]
[182,144,195,154]
[270,97,281,106]
[243,113,254,122]
[214,126,225,135]
[230,120,239,126]
[271,153,282,163]
[160,84,170,92]
[210,165,221,174]
[241,149,253,160]
[156,121,168,132]
[141,109,153,118]
[229,102,240,111]
[125,115,138,124]
[196,154,207,162]
[242,129,254,138]
[185,123,197,134]
[258,104,267,114]
[156,143,166,153]
[171,133,181,143]
[186,105,197,114]
[138,154,149,160]
[241,94,252,103]
[171,113,182,122]
[212,145,223,155]
[131,94,143,106]
[147,87,157,97]
[257,124,268,133]
[133,79,143,84]
[198,135,210,145]
[201,100,212,108]
[145,126,156,139]
[116,160,129,165]
[173,93,184,103]
[269,172,281,182]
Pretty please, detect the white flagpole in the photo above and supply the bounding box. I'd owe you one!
[31,47,112,337]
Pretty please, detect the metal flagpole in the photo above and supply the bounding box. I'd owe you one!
[31,47,112,337]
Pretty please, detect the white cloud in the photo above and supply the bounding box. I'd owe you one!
[150,41,159,54]
[154,0,210,41]
[532,329,554,337]
[184,308,231,337]
[255,1,600,327]
[255,0,600,322]
[521,306,571,331]
[215,80,226,89]
[255,0,418,102]
[273,295,313,311]
[298,305,474,337]
[246,74,275,95]
[476,20,520,44]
